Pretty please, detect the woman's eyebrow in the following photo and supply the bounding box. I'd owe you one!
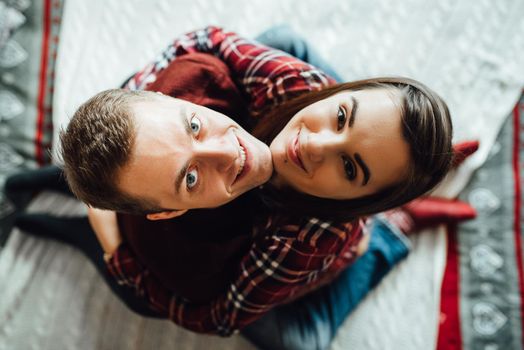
[347,96,369,185]
[354,153,370,186]
[347,96,359,128]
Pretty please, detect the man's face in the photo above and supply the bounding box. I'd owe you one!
[269,88,411,199]
[117,96,273,218]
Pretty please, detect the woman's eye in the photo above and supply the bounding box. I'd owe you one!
[342,157,356,180]
[190,115,201,136]
[186,168,199,190]
[337,106,347,131]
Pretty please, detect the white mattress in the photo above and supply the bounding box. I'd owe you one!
[3,0,524,349]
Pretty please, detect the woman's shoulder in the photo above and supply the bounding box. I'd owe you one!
[259,214,364,251]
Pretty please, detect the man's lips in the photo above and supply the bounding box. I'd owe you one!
[232,135,251,186]
[287,129,307,173]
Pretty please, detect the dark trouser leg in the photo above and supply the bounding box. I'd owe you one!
[4,165,72,208]
[5,166,160,317]
[15,214,161,318]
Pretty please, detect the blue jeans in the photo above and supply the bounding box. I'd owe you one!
[242,27,411,350]
[254,24,344,82]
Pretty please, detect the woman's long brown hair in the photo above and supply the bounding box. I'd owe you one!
[251,77,454,222]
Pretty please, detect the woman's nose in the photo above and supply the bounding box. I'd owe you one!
[306,132,339,164]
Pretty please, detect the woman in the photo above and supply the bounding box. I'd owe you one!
[6,26,466,350]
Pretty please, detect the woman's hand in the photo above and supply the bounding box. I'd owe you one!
[355,233,370,257]
[87,206,122,257]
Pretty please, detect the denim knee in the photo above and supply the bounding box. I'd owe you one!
[242,304,332,350]
[255,24,308,60]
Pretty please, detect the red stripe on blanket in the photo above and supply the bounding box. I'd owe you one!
[36,0,51,165]
[512,99,524,348]
[436,224,462,350]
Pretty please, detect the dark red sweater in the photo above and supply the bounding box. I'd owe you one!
[117,53,260,302]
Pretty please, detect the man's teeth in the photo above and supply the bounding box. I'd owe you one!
[237,145,246,176]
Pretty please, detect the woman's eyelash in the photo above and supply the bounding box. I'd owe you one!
[337,105,347,131]
[342,156,357,181]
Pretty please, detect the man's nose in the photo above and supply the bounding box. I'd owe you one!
[195,137,238,172]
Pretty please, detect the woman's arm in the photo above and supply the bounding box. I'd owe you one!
[87,207,122,258]
[106,217,364,336]
[124,26,336,115]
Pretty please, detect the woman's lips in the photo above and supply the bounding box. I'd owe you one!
[232,135,251,186]
[287,129,307,173]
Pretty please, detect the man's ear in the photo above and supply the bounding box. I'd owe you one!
[146,209,188,221]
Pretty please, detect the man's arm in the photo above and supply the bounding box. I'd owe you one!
[106,218,363,336]
[124,26,336,115]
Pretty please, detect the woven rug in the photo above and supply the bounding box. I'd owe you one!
[437,92,524,349]
[0,0,62,245]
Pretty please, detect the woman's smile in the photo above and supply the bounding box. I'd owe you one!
[287,128,308,174]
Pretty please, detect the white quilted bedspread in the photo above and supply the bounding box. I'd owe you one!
[2,0,524,349]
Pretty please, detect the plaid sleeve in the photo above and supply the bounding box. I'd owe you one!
[106,218,361,336]
[124,26,336,114]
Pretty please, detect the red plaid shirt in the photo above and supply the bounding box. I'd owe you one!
[108,27,366,336]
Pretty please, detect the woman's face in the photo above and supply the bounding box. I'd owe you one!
[269,88,411,199]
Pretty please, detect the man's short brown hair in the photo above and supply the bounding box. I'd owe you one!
[60,89,163,214]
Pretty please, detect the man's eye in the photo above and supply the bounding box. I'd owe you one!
[337,106,347,131]
[190,115,201,136]
[342,156,356,180]
[186,168,198,190]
